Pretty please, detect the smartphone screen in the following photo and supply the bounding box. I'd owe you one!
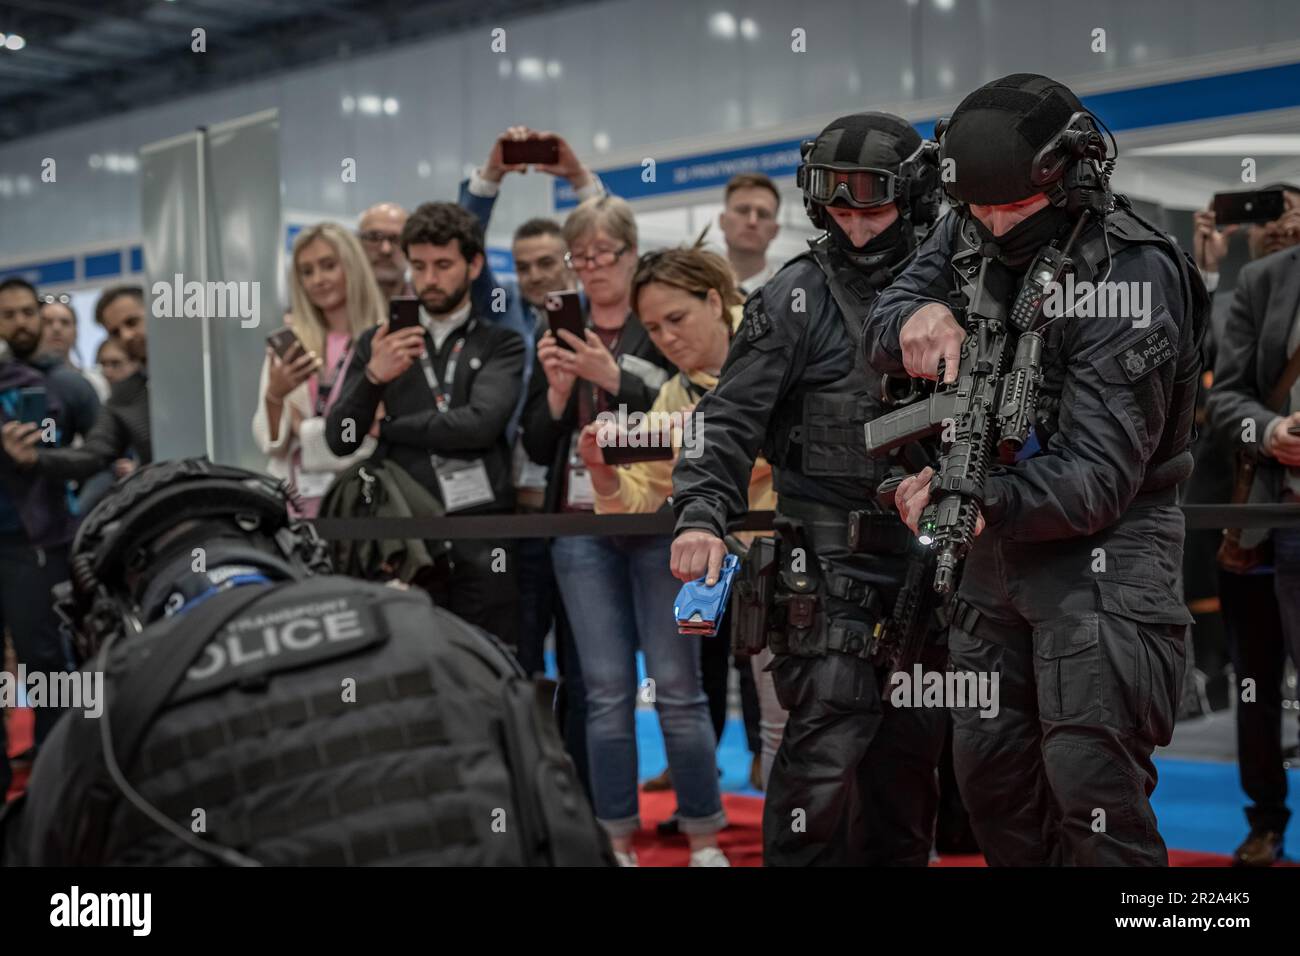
[601,443,675,466]
[266,328,302,360]
[388,296,421,332]
[545,290,585,350]
[1212,189,1285,226]
[16,386,48,426]
[502,137,559,166]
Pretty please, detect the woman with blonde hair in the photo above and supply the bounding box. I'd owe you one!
[253,222,387,515]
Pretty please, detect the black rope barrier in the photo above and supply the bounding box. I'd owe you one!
[310,503,1300,540]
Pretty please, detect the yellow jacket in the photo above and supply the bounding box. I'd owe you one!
[594,309,776,536]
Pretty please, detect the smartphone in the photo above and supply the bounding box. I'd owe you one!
[266,328,302,361]
[15,386,48,426]
[502,137,559,166]
[388,296,421,332]
[601,443,675,466]
[1212,188,1285,226]
[545,290,585,350]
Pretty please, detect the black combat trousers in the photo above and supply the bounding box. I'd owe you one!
[761,502,944,866]
[764,650,944,865]
[1218,568,1291,835]
[948,504,1190,866]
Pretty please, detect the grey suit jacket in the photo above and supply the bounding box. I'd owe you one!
[1206,244,1300,546]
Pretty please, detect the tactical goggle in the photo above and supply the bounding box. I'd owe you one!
[798,165,897,208]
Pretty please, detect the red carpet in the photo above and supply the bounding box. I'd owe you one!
[3,706,33,803]
[2,707,1286,866]
[632,788,1265,867]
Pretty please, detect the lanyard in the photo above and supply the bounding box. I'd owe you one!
[418,321,475,413]
[679,372,709,403]
[578,324,624,425]
[311,347,353,418]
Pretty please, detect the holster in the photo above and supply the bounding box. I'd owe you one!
[766,516,890,660]
[730,535,778,657]
[767,517,825,657]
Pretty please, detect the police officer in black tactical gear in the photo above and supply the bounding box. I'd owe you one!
[670,112,947,866]
[864,74,1208,866]
[0,458,610,867]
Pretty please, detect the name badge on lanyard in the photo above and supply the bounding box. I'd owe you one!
[434,456,496,512]
[419,324,496,512]
[565,432,595,509]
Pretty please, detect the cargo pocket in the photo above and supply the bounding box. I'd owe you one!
[1096,578,1190,745]
[1032,612,1101,723]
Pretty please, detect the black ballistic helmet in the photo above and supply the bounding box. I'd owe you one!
[54,457,331,663]
[797,112,941,266]
[938,73,1103,206]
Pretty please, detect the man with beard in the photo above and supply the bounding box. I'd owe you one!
[328,202,526,650]
[864,74,1207,865]
[3,285,152,481]
[670,113,947,865]
[0,277,99,796]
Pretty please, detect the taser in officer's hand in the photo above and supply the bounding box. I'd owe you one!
[674,554,740,637]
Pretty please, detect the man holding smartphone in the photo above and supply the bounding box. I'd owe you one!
[327,202,526,651]
[0,277,100,796]
[1203,183,1300,866]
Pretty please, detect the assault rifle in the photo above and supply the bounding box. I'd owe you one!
[864,212,1091,593]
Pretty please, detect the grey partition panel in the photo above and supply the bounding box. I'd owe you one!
[140,132,209,462]
[205,111,284,470]
[139,110,282,469]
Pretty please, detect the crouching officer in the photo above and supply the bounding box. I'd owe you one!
[0,458,610,866]
[671,112,947,866]
[863,74,1208,866]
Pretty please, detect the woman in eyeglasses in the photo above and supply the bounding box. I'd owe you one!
[521,198,719,866]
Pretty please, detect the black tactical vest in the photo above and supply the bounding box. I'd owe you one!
[764,237,901,494]
[950,198,1208,490]
[13,575,611,867]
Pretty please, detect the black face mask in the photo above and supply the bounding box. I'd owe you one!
[824,211,909,272]
[970,203,1070,269]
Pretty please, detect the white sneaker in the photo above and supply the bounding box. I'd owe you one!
[688,846,731,867]
[614,849,639,867]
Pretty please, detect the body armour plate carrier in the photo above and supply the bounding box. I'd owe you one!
[765,236,902,486]
[950,197,1207,486]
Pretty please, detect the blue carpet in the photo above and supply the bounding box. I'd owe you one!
[633,714,1300,855]
[552,646,1300,855]
[1150,756,1300,857]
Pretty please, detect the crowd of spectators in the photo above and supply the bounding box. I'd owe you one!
[2,124,1299,866]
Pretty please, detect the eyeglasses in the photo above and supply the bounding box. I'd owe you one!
[358,231,402,248]
[40,293,71,305]
[565,244,630,270]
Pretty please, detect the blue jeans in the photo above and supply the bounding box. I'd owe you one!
[551,534,724,838]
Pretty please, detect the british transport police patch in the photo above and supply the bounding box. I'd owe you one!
[1117,327,1175,382]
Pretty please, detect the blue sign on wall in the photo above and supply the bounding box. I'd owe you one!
[556,60,1300,210]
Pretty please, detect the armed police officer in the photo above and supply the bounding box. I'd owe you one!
[0,458,609,867]
[670,112,946,866]
[863,74,1207,866]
